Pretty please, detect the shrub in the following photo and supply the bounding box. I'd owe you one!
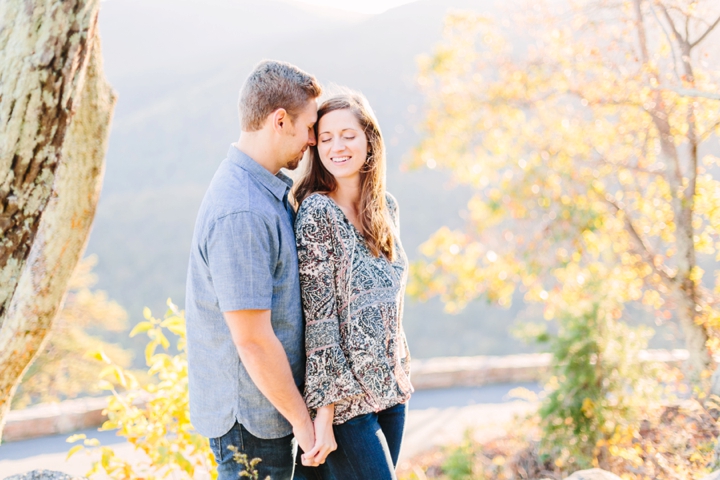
[69,300,216,479]
[536,283,664,473]
[441,434,476,480]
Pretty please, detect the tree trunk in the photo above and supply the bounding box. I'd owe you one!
[0,0,116,441]
[631,0,714,392]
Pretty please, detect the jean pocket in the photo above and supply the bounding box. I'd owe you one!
[209,436,224,462]
[343,412,373,426]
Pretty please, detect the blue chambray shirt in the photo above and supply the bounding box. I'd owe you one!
[185,146,304,439]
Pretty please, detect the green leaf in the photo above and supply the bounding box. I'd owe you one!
[174,451,193,473]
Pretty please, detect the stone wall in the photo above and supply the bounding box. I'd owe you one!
[3,349,689,442]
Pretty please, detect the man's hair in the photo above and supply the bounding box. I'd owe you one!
[238,60,322,132]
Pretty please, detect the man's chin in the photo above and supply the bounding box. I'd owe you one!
[285,156,303,171]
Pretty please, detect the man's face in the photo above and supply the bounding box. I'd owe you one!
[280,99,318,171]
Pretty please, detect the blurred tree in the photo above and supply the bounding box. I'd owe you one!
[0,0,116,440]
[11,256,131,409]
[410,0,720,391]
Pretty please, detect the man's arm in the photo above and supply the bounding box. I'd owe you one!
[224,309,319,466]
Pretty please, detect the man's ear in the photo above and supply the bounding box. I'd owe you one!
[272,108,288,133]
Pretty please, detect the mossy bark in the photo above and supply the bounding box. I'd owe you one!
[0,0,116,440]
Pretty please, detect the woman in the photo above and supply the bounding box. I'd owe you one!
[292,91,413,480]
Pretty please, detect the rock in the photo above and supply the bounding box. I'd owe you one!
[700,471,720,480]
[3,471,87,480]
[565,469,622,480]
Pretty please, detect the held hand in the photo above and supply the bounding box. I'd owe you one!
[292,417,316,462]
[302,405,337,466]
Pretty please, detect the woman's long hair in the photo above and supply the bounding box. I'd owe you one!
[293,91,395,261]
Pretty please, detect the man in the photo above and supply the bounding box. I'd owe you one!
[186,60,322,479]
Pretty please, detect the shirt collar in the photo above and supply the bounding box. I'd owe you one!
[227,145,293,201]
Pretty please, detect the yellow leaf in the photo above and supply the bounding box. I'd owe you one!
[165,323,186,337]
[84,349,111,364]
[67,444,84,460]
[97,379,114,391]
[157,331,170,350]
[84,438,101,447]
[112,365,128,388]
[143,307,152,320]
[99,365,117,380]
[145,340,159,364]
[130,321,154,337]
[66,433,87,443]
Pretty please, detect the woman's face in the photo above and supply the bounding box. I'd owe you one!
[316,108,368,182]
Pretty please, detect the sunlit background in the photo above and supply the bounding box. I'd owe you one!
[88,0,542,363]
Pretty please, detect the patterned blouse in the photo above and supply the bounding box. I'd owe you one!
[295,192,414,425]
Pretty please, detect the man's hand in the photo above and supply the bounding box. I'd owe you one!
[293,415,317,465]
[301,404,337,466]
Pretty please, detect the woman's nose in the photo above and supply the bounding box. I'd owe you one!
[331,138,345,152]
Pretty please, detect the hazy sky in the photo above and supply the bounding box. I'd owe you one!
[297,0,416,14]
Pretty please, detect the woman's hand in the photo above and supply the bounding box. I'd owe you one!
[301,404,337,466]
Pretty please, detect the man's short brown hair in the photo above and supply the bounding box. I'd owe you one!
[238,60,322,132]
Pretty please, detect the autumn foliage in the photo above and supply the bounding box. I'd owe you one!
[410,0,720,390]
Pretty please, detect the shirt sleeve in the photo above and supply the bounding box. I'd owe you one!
[206,212,274,312]
[295,197,364,409]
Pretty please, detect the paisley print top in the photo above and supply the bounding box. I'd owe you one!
[295,192,414,425]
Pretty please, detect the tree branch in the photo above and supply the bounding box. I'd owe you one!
[651,86,720,101]
[690,15,720,48]
[603,195,675,286]
[700,119,720,142]
[634,0,651,64]
[656,1,685,43]
[649,3,682,82]
[589,151,666,177]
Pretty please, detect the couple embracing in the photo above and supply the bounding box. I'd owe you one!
[185,60,414,480]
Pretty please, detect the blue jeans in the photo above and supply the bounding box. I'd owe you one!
[210,422,296,480]
[294,402,407,480]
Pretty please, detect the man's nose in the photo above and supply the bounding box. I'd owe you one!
[308,129,317,147]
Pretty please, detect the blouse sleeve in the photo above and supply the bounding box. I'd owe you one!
[295,196,364,410]
[385,192,400,236]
